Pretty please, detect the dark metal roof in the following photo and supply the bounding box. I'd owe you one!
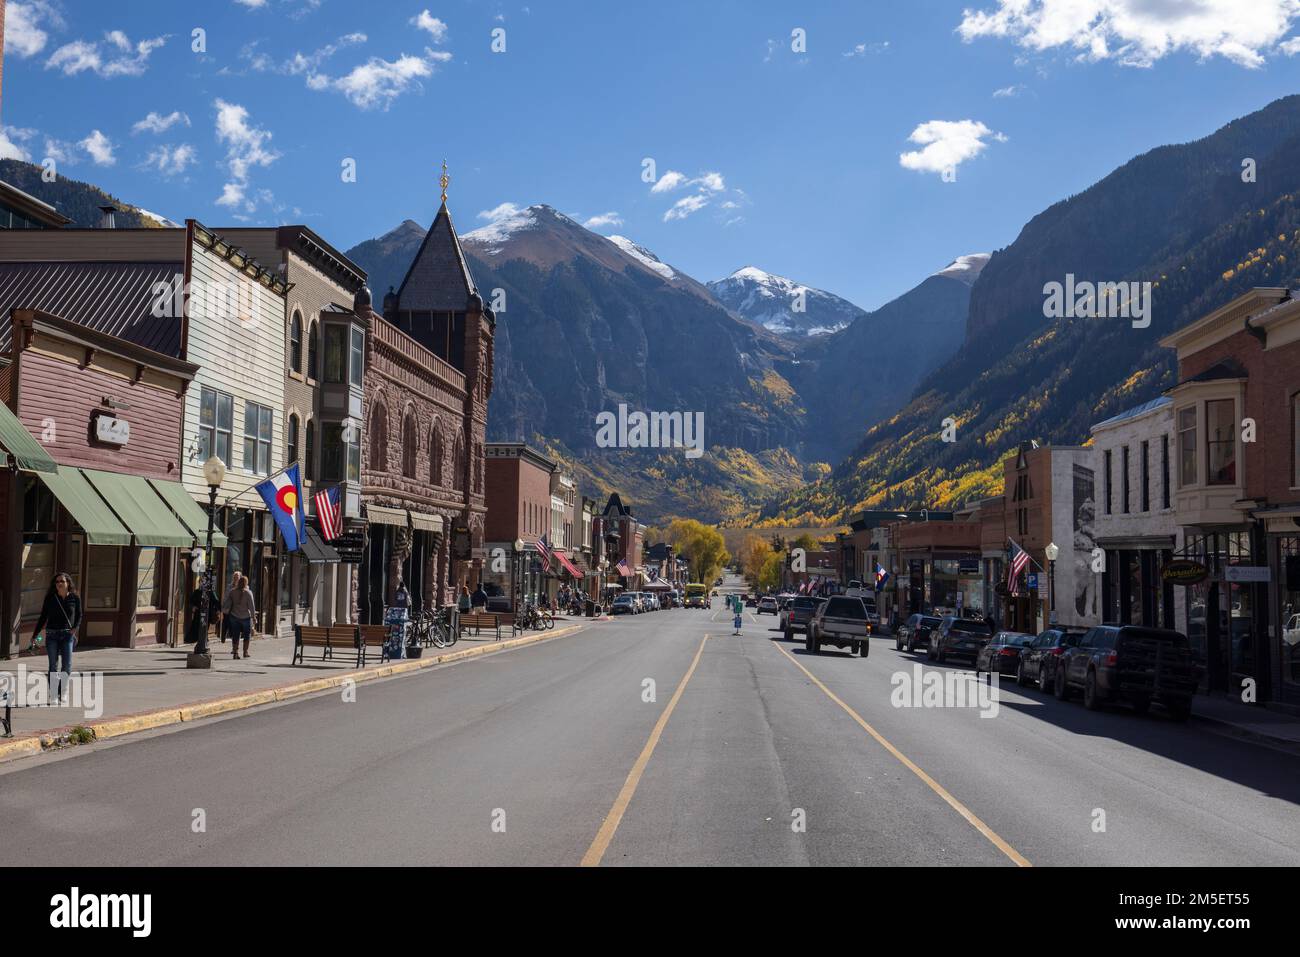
[1176,357,1248,388]
[0,261,184,356]
[1092,395,1171,430]
[394,202,479,312]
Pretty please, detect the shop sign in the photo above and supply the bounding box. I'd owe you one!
[1161,559,1209,586]
[1224,565,1270,584]
[94,414,130,446]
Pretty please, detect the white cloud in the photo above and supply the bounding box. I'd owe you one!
[141,143,197,177]
[234,0,269,8]
[1282,36,1300,55]
[245,32,367,76]
[663,194,709,222]
[651,170,688,193]
[477,202,523,223]
[6,1,60,58]
[46,30,168,78]
[583,211,623,229]
[693,171,725,192]
[214,99,280,212]
[0,127,35,161]
[843,40,889,57]
[993,84,1024,97]
[132,111,191,135]
[958,0,1300,69]
[42,136,77,164]
[412,11,448,42]
[79,129,116,166]
[311,49,449,110]
[899,119,1005,176]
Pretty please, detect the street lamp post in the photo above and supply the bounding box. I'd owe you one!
[1045,541,1060,625]
[190,456,226,666]
[513,538,524,612]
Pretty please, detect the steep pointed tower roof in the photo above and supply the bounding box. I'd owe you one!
[394,162,480,312]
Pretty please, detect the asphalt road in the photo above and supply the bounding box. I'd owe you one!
[3,579,1298,866]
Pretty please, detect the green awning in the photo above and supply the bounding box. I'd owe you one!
[0,401,56,474]
[38,467,131,546]
[82,469,193,547]
[148,478,228,548]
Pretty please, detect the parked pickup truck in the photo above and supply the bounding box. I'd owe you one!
[806,596,871,657]
[1056,624,1199,720]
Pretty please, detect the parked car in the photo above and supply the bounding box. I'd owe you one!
[1055,624,1199,720]
[757,595,778,615]
[611,594,638,615]
[745,594,759,608]
[928,616,994,663]
[806,596,871,657]
[975,631,1036,676]
[894,613,942,653]
[1016,627,1087,691]
[783,596,823,637]
[1284,613,1300,647]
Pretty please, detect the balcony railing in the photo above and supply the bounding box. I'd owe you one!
[371,316,466,392]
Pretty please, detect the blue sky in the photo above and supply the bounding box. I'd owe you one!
[5,0,1300,309]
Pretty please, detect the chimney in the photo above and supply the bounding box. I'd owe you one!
[98,205,117,229]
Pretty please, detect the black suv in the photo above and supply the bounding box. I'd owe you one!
[1016,626,1087,691]
[928,616,994,663]
[894,613,942,653]
[1055,624,1199,720]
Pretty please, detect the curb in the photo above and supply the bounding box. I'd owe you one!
[0,620,590,765]
[1191,712,1300,757]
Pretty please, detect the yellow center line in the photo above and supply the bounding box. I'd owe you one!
[581,634,710,867]
[770,640,1031,868]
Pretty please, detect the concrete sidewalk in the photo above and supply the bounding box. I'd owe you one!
[0,617,594,761]
[1191,693,1300,754]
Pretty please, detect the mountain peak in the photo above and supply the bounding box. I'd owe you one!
[606,234,675,280]
[708,266,860,338]
[933,253,991,285]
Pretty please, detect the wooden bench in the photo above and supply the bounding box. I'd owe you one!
[459,612,504,640]
[356,625,391,666]
[293,625,360,667]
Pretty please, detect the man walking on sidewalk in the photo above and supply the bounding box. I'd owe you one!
[221,573,257,660]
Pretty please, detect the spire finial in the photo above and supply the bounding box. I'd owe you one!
[439,159,450,205]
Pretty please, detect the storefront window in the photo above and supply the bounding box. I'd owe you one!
[136,547,162,611]
[1206,398,1236,485]
[297,558,310,612]
[20,543,54,618]
[86,546,120,610]
[1280,537,1300,690]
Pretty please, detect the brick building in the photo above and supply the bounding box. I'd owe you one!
[358,189,494,620]
[1160,287,1300,706]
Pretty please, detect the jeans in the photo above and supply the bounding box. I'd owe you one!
[46,629,74,700]
[229,617,251,643]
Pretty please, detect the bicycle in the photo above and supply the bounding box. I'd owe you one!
[520,603,555,631]
[411,608,460,648]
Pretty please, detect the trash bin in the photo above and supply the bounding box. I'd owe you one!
[586,598,597,618]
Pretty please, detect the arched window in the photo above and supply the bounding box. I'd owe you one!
[304,419,315,482]
[289,311,303,373]
[287,413,300,468]
[402,409,418,479]
[430,419,442,486]
[453,430,466,492]
[369,401,388,471]
[307,321,319,379]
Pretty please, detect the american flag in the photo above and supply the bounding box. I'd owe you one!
[537,535,553,574]
[314,485,342,541]
[616,558,632,577]
[1007,539,1031,595]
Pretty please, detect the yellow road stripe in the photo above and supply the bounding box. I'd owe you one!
[771,640,1031,867]
[581,635,709,867]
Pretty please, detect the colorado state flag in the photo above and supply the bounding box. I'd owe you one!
[255,463,304,552]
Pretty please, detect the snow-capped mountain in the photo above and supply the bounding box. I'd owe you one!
[605,235,675,280]
[707,266,866,338]
[933,253,991,285]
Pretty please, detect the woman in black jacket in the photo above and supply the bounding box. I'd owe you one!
[32,572,82,702]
